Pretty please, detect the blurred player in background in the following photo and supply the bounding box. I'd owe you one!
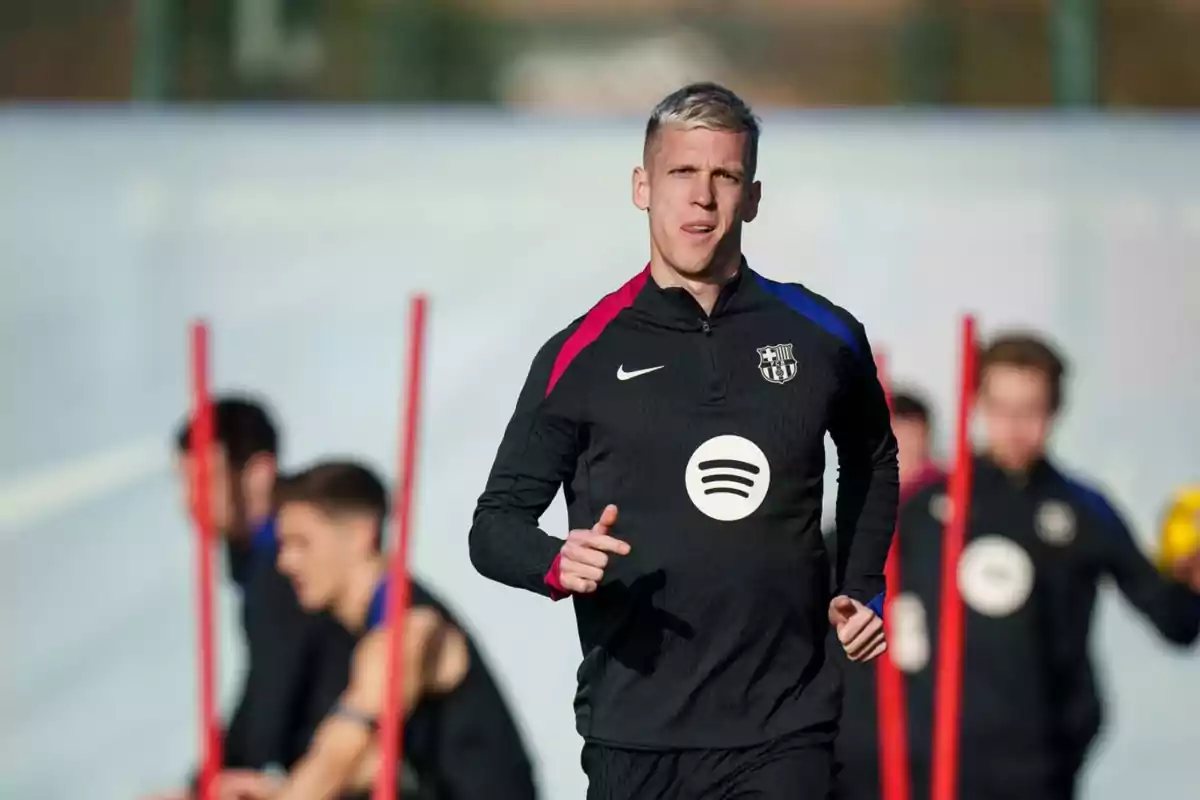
[470,82,896,799]
[223,460,537,800]
[148,396,358,799]
[831,387,944,800]
[886,333,1200,800]
[889,390,946,500]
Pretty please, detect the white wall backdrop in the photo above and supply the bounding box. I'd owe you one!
[0,110,1197,799]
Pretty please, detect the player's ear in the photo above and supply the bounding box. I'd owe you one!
[241,452,277,506]
[632,165,650,211]
[742,180,762,223]
[354,516,381,557]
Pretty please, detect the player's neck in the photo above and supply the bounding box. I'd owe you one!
[228,492,275,545]
[899,458,932,488]
[246,487,274,528]
[238,512,271,542]
[649,251,743,316]
[335,556,387,632]
[985,448,1046,480]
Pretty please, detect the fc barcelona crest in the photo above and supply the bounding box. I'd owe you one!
[1036,500,1076,546]
[757,343,798,385]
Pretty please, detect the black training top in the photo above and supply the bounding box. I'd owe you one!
[871,456,1200,789]
[470,263,899,749]
[363,579,539,800]
[221,517,356,772]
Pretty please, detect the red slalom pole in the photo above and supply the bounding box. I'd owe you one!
[931,315,978,800]
[373,295,428,800]
[874,352,910,800]
[188,321,221,800]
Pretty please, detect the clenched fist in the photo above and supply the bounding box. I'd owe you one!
[557,504,630,594]
[829,595,887,663]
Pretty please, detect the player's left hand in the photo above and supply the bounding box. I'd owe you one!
[1169,551,1200,593]
[828,595,887,663]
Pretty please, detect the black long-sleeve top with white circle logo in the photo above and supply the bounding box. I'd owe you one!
[469,264,899,749]
[840,456,1200,793]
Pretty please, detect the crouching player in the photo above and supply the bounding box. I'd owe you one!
[227,460,468,800]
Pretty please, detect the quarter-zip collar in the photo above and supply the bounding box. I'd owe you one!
[974,452,1058,494]
[630,259,750,331]
[901,462,946,505]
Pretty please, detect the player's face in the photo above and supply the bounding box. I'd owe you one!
[175,445,235,536]
[978,366,1055,471]
[893,416,931,483]
[634,125,761,278]
[276,501,350,612]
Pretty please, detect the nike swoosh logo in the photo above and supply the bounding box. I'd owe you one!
[617,364,665,381]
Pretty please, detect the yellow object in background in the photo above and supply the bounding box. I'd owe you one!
[1158,484,1200,571]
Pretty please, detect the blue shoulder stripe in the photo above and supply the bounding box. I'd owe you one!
[251,517,278,555]
[366,579,389,630]
[1060,476,1126,536]
[754,274,862,358]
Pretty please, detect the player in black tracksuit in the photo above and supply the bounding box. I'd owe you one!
[172,397,357,787]
[892,458,1199,800]
[173,401,534,800]
[835,334,1200,800]
[331,578,538,800]
[829,391,943,800]
[263,462,537,800]
[471,83,897,799]
[470,258,898,796]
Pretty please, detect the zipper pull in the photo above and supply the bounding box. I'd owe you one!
[700,319,712,334]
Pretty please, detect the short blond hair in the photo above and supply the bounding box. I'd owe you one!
[644,82,762,178]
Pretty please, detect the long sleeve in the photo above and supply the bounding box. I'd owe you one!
[190,540,271,778]
[219,676,257,769]
[226,539,257,593]
[227,518,280,595]
[469,328,585,597]
[1092,493,1200,646]
[186,687,253,789]
[827,327,900,612]
[287,617,357,766]
[184,564,322,791]
[237,567,330,769]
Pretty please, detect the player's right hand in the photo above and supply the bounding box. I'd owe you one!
[558,504,630,594]
[217,770,280,800]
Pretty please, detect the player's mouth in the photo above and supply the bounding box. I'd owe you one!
[681,223,717,236]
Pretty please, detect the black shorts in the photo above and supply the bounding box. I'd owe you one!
[582,731,834,800]
[831,747,882,800]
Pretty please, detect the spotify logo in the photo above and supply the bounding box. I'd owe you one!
[685,435,771,522]
[957,535,1034,618]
